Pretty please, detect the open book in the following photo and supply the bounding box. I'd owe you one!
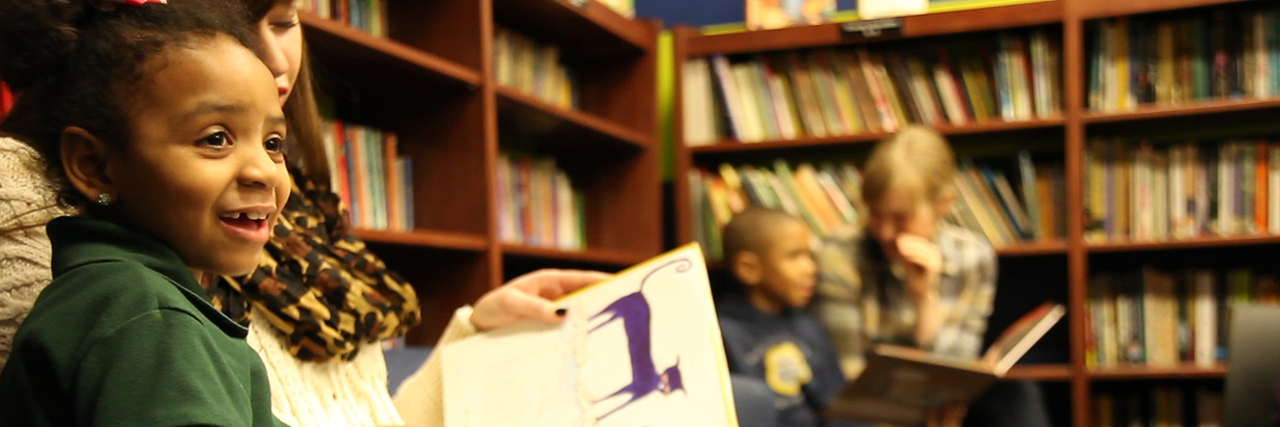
[441,243,738,427]
[825,302,1066,425]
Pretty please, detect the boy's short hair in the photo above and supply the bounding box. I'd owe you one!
[721,207,803,270]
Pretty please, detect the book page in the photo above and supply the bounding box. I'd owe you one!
[983,302,1066,375]
[443,244,737,427]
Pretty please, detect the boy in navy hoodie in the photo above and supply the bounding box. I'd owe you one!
[718,208,846,427]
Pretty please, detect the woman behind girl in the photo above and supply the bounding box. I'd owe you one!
[0,0,292,424]
[214,1,612,426]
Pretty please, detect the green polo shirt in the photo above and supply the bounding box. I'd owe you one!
[0,216,284,427]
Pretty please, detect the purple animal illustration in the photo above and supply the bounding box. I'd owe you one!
[588,258,692,421]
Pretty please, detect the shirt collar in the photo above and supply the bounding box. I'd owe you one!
[46,216,249,338]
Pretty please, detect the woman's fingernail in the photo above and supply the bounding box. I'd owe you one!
[555,308,568,316]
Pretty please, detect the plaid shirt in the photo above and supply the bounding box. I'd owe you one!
[812,223,997,377]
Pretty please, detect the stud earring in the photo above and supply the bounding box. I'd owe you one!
[96,193,113,206]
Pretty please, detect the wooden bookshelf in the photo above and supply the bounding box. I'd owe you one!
[302,0,659,343]
[496,86,653,149]
[1087,235,1280,253]
[1088,364,1228,380]
[685,1,1063,57]
[689,118,1066,154]
[672,2,1271,426]
[1074,0,1246,20]
[1006,364,1075,381]
[1082,97,1280,125]
[491,0,652,57]
[997,240,1070,256]
[501,243,651,267]
[301,14,480,88]
[353,229,488,252]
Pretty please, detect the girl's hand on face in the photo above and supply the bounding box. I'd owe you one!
[469,269,613,332]
[896,234,942,299]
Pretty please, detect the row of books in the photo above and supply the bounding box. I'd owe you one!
[1084,139,1280,243]
[1086,266,1280,369]
[687,155,1064,259]
[495,28,577,110]
[1088,7,1280,112]
[495,154,586,250]
[951,155,1066,247]
[1094,387,1223,427]
[300,0,387,37]
[321,120,413,231]
[688,161,863,260]
[682,31,1062,145]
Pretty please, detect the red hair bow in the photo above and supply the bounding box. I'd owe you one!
[94,0,167,10]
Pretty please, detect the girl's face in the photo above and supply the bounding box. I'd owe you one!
[866,184,948,260]
[257,0,303,105]
[83,36,290,277]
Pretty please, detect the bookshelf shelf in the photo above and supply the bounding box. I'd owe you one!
[1082,98,1280,125]
[1005,364,1074,381]
[685,1,1063,57]
[501,243,651,267]
[301,14,481,89]
[491,0,652,58]
[497,86,652,150]
[353,229,488,252]
[1088,364,1227,380]
[1086,235,1280,253]
[996,240,1069,256]
[689,118,1067,155]
[702,240,1066,270]
[1075,0,1248,20]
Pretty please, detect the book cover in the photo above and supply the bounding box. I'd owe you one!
[826,303,1065,425]
[1017,152,1042,241]
[400,157,413,230]
[745,0,834,31]
[711,55,748,141]
[840,51,886,132]
[442,244,737,427]
[785,52,830,138]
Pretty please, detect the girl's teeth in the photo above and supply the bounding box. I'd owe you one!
[220,212,270,220]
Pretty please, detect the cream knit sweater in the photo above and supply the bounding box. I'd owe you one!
[0,136,469,427]
[254,307,475,427]
[0,136,72,369]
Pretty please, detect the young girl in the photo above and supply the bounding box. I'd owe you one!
[812,126,997,427]
[0,0,293,424]
[214,1,613,426]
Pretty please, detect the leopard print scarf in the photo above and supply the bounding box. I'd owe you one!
[210,172,421,362]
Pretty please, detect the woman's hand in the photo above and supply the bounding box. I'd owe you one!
[897,234,946,347]
[924,404,968,427]
[896,234,942,301]
[469,269,612,332]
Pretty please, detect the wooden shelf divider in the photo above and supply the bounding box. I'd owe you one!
[302,2,660,340]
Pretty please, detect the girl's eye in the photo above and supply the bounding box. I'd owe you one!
[271,18,300,30]
[264,137,284,153]
[199,131,230,148]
